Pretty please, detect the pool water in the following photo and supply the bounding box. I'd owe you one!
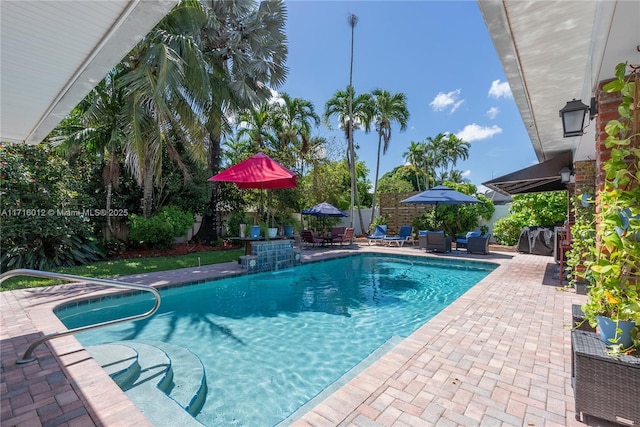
[57,254,495,426]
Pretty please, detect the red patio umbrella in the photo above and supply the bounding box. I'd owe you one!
[208,152,297,223]
[208,152,296,189]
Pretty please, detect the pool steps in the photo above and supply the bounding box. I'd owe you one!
[87,340,207,426]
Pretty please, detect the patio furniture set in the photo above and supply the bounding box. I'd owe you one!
[300,227,354,249]
[367,226,490,254]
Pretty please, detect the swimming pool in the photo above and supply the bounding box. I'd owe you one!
[56,254,496,426]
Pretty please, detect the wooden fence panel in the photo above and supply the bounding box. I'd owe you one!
[379,192,431,234]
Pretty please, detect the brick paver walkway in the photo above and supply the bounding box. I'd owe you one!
[1,244,587,426]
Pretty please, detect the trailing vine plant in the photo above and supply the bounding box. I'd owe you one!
[566,180,596,290]
[581,61,640,354]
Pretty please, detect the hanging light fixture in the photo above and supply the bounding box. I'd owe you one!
[559,97,597,138]
[559,166,572,183]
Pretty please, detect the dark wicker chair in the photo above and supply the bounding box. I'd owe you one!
[424,231,451,253]
[466,233,491,254]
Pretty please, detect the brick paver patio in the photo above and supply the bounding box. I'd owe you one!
[1,244,587,426]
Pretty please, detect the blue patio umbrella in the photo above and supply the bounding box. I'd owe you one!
[302,202,348,232]
[400,185,480,225]
[302,202,349,217]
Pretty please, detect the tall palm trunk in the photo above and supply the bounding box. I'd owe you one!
[347,14,367,235]
[193,116,223,242]
[369,133,383,226]
[347,14,357,229]
[142,153,154,218]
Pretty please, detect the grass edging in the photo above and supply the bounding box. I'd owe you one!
[1,249,243,292]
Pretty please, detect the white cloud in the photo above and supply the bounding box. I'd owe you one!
[488,79,512,99]
[455,123,502,142]
[486,107,499,119]
[461,169,471,177]
[430,89,463,113]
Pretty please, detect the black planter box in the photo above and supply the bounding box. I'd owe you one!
[572,330,640,425]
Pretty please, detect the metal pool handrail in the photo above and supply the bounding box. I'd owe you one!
[0,268,161,364]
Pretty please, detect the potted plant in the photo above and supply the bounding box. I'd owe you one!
[581,62,640,354]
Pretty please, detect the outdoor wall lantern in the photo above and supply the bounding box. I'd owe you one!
[559,166,572,184]
[559,97,597,137]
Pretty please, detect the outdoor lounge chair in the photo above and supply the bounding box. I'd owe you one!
[466,233,491,254]
[367,225,387,245]
[331,227,354,246]
[422,231,451,253]
[300,230,325,248]
[383,225,413,246]
[455,231,482,250]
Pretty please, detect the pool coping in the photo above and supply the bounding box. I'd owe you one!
[1,244,587,426]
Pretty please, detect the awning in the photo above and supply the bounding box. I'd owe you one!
[482,151,572,196]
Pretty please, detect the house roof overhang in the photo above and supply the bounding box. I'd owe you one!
[483,151,572,196]
[477,0,639,195]
[0,0,179,145]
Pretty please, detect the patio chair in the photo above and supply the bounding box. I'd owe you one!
[424,231,451,253]
[455,231,482,250]
[367,225,387,245]
[466,233,491,254]
[383,225,413,247]
[300,230,324,249]
[417,230,429,249]
[331,227,354,246]
[331,226,346,242]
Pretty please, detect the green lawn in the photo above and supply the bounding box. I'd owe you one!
[0,249,243,292]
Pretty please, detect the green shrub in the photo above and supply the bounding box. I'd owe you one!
[128,205,194,248]
[492,191,567,245]
[0,143,104,271]
[226,211,248,237]
[492,216,524,246]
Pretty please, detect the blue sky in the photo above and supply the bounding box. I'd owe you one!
[278,1,538,192]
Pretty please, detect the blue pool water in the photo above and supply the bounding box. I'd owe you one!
[57,254,496,426]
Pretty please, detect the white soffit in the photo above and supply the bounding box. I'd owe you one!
[0,0,178,145]
[478,0,639,163]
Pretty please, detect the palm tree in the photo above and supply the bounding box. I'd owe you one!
[442,134,470,176]
[324,85,373,234]
[403,141,425,191]
[271,93,320,172]
[424,133,450,185]
[347,13,358,231]
[195,0,288,241]
[116,0,211,217]
[369,89,409,226]
[237,103,277,151]
[50,69,126,234]
[54,1,211,219]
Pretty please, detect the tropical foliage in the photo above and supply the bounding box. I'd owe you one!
[492,191,568,245]
[128,205,195,249]
[0,144,104,271]
[565,168,596,289]
[402,133,470,190]
[368,89,410,225]
[581,62,640,352]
